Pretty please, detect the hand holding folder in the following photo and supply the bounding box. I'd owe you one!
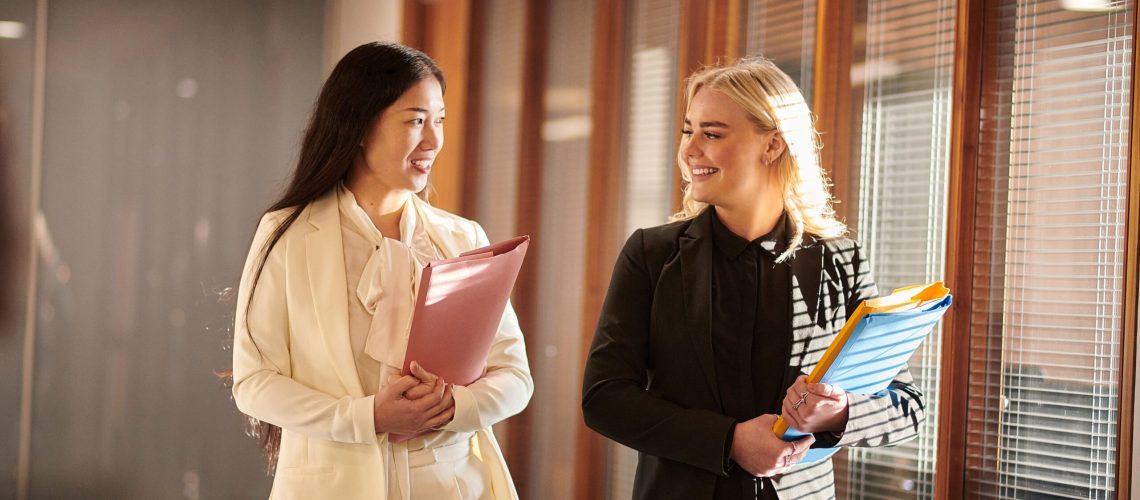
[401,235,530,384]
[773,281,952,464]
[389,235,529,443]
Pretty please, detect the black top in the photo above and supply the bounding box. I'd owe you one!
[710,210,792,500]
[581,206,926,500]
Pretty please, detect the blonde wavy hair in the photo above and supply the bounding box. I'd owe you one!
[671,57,846,262]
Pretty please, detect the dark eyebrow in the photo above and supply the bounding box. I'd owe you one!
[401,107,446,113]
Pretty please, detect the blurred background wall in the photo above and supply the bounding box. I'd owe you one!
[0,0,395,498]
[2,0,1139,499]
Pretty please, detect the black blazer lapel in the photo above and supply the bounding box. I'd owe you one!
[678,211,722,410]
[781,235,826,379]
[789,239,824,335]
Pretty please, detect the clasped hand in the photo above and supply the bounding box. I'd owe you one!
[730,414,814,477]
[373,361,456,435]
[730,376,849,477]
[780,375,848,435]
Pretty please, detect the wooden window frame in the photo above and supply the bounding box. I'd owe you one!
[933,0,984,497]
[804,0,1140,496]
[1119,2,1140,496]
[930,0,1140,497]
[813,0,1140,497]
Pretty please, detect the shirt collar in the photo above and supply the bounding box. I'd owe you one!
[710,209,788,259]
[337,182,417,246]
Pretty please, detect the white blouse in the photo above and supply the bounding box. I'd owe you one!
[336,183,470,454]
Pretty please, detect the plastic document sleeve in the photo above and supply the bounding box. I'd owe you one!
[772,282,952,464]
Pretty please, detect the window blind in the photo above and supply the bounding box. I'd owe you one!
[846,0,957,498]
[607,1,680,498]
[965,1,1133,498]
[744,0,817,100]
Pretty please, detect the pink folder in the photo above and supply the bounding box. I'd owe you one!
[400,234,530,384]
[391,235,529,442]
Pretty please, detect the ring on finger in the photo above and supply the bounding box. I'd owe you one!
[792,391,809,410]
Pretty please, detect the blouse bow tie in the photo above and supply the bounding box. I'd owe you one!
[358,237,424,370]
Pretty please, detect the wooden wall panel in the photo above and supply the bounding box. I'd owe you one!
[460,2,488,218]
[506,0,549,494]
[573,3,627,499]
[402,0,472,214]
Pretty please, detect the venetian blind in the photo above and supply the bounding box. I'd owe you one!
[745,0,817,100]
[846,0,957,498]
[608,1,681,498]
[965,1,1133,498]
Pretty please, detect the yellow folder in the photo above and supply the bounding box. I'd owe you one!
[772,281,951,437]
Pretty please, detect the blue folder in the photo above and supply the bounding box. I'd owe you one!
[780,294,953,464]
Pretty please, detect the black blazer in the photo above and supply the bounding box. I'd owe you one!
[582,210,927,499]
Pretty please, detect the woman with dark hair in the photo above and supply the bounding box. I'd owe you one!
[232,42,532,500]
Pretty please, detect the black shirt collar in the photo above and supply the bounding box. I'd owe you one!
[710,208,788,259]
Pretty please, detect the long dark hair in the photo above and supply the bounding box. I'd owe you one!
[242,41,444,473]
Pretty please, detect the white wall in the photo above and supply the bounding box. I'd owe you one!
[323,0,402,74]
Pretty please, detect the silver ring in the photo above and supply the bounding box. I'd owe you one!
[792,391,809,410]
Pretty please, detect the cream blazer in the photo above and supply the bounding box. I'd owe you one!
[232,190,533,500]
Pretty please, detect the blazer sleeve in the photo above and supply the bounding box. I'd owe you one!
[231,212,377,445]
[439,221,534,433]
[582,229,737,476]
[833,240,927,448]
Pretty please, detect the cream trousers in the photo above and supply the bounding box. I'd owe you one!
[404,438,494,500]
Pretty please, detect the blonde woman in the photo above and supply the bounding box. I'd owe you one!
[582,58,926,499]
[232,42,532,499]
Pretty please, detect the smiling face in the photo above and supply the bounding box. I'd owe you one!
[352,77,446,196]
[680,86,784,212]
